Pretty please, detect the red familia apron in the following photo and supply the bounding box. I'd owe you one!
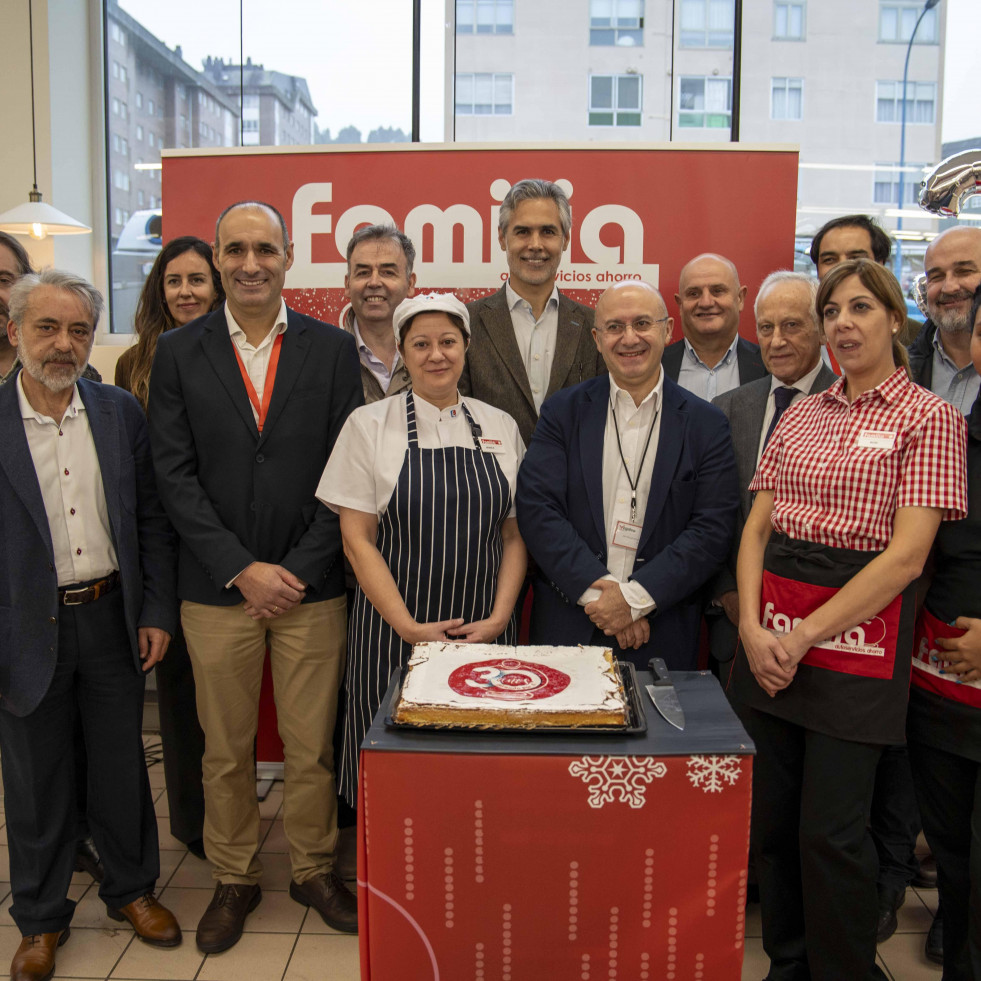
[729,535,917,745]
[911,607,981,709]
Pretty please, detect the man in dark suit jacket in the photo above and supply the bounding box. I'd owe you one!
[460,179,604,446]
[148,202,363,950]
[663,252,766,400]
[517,280,738,671]
[709,271,836,668]
[1,270,180,980]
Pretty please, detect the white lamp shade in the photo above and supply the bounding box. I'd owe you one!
[0,199,91,237]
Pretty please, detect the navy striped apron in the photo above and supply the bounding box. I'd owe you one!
[340,393,515,804]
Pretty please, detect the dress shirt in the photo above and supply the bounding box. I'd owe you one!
[17,376,117,585]
[676,333,741,402]
[506,280,559,412]
[756,360,825,463]
[752,368,967,552]
[930,330,980,414]
[577,374,663,620]
[353,318,399,395]
[317,392,525,519]
[225,298,289,421]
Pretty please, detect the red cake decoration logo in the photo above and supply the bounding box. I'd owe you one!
[448,659,571,701]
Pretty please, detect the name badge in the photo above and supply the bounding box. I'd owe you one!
[612,520,643,550]
[857,429,896,450]
[479,438,504,454]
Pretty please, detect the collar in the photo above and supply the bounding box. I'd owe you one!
[353,318,400,367]
[823,366,909,407]
[224,298,289,348]
[931,327,971,373]
[412,391,466,424]
[17,372,85,424]
[609,367,665,412]
[682,332,739,369]
[0,357,21,387]
[769,359,823,397]
[505,280,559,314]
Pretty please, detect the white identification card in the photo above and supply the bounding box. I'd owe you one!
[479,437,504,454]
[857,429,896,450]
[612,520,643,550]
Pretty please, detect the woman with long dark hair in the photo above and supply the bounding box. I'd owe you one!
[115,236,223,859]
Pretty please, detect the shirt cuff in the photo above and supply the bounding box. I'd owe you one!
[226,565,251,590]
[622,580,656,620]
[577,573,617,607]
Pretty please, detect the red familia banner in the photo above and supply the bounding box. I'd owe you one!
[161,143,799,334]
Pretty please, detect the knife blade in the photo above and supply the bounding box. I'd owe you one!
[646,657,685,730]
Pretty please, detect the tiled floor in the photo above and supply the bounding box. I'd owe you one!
[0,738,944,980]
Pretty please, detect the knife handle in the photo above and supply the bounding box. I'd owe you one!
[649,657,672,687]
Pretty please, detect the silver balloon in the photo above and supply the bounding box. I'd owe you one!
[919,149,981,216]
[911,274,929,318]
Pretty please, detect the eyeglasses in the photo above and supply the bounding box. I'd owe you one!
[596,316,670,337]
[756,321,813,338]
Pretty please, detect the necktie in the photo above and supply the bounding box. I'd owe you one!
[763,386,797,448]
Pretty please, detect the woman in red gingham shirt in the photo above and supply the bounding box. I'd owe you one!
[730,259,968,981]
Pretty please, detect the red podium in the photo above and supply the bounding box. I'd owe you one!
[357,670,754,980]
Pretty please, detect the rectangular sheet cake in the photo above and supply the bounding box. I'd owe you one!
[393,643,627,728]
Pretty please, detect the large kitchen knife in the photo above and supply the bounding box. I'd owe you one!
[646,658,685,730]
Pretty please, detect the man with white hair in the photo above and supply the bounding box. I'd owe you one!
[0,269,180,980]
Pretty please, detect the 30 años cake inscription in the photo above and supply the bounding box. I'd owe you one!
[448,659,572,701]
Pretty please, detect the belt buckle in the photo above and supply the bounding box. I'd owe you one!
[61,587,89,606]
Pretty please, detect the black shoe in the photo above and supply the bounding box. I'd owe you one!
[289,872,358,933]
[876,887,905,943]
[925,904,943,965]
[73,836,104,883]
[335,826,357,881]
[195,883,261,953]
[185,838,207,861]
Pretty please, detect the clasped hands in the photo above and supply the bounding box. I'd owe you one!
[584,579,649,651]
[934,616,981,684]
[237,561,308,620]
[740,621,810,697]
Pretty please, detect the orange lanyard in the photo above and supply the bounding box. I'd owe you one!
[232,332,284,433]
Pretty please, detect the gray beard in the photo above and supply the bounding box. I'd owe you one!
[18,347,86,393]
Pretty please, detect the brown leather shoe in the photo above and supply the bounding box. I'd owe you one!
[107,893,182,947]
[289,872,358,933]
[10,929,69,981]
[195,883,262,953]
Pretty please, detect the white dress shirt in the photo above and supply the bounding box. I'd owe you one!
[506,280,560,412]
[577,373,663,620]
[677,334,741,402]
[931,329,981,414]
[225,298,289,421]
[317,393,525,519]
[756,359,825,463]
[18,377,117,586]
[353,318,399,394]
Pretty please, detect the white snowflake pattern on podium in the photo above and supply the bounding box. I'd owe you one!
[568,756,667,808]
[686,755,742,793]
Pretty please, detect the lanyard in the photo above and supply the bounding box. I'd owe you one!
[232,332,284,433]
[610,394,659,522]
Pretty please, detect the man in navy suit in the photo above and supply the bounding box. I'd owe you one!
[0,270,180,981]
[517,280,738,670]
[662,253,766,400]
[149,201,363,951]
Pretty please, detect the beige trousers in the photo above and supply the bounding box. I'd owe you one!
[181,596,346,885]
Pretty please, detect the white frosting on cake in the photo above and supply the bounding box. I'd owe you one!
[397,642,625,717]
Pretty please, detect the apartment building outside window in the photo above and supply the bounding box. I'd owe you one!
[771,77,803,120]
[679,0,734,48]
[876,80,936,124]
[588,74,642,125]
[678,76,731,127]
[773,1,805,39]
[879,1,938,43]
[589,0,644,46]
[456,0,514,34]
[455,72,514,115]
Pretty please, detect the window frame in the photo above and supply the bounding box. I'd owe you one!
[770,76,803,120]
[679,0,735,49]
[454,72,515,116]
[589,0,645,47]
[773,1,805,40]
[875,80,936,125]
[677,75,733,128]
[455,0,514,35]
[878,1,939,44]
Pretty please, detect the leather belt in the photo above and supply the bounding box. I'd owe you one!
[58,571,120,606]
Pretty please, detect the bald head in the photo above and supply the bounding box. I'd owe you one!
[675,253,747,352]
[925,226,981,334]
[595,279,667,322]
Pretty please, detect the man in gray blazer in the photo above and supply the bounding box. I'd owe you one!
[460,179,604,446]
[0,270,180,980]
[709,270,836,666]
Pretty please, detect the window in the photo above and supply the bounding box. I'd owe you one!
[679,0,734,47]
[873,162,927,205]
[455,73,513,115]
[113,169,130,191]
[148,132,155,148]
[112,61,119,80]
[135,91,143,109]
[112,134,121,153]
[456,0,513,34]
[137,189,145,207]
[112,97,120,115]
[774,1,805,39]
[678,76,732,127]
[876,81,936,124]
[120,65,128,84]
[148,98,155,116]
[771,77,803,120]
[114,207,123,227]
[588,74,642,126]
[590,0,644,46]
[879,2,938,43]
[135,124,143,141]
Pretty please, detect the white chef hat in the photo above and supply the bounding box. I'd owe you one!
[392,291,471,345]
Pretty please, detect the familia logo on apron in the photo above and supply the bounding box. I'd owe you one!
[760,570,901,679]
[912,607,981,707]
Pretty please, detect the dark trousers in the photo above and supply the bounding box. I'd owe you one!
[908,739,981,981]
[871,743,921,894]
[739,705,883,981]
[0,589,159,934]
[154,624,205,844]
